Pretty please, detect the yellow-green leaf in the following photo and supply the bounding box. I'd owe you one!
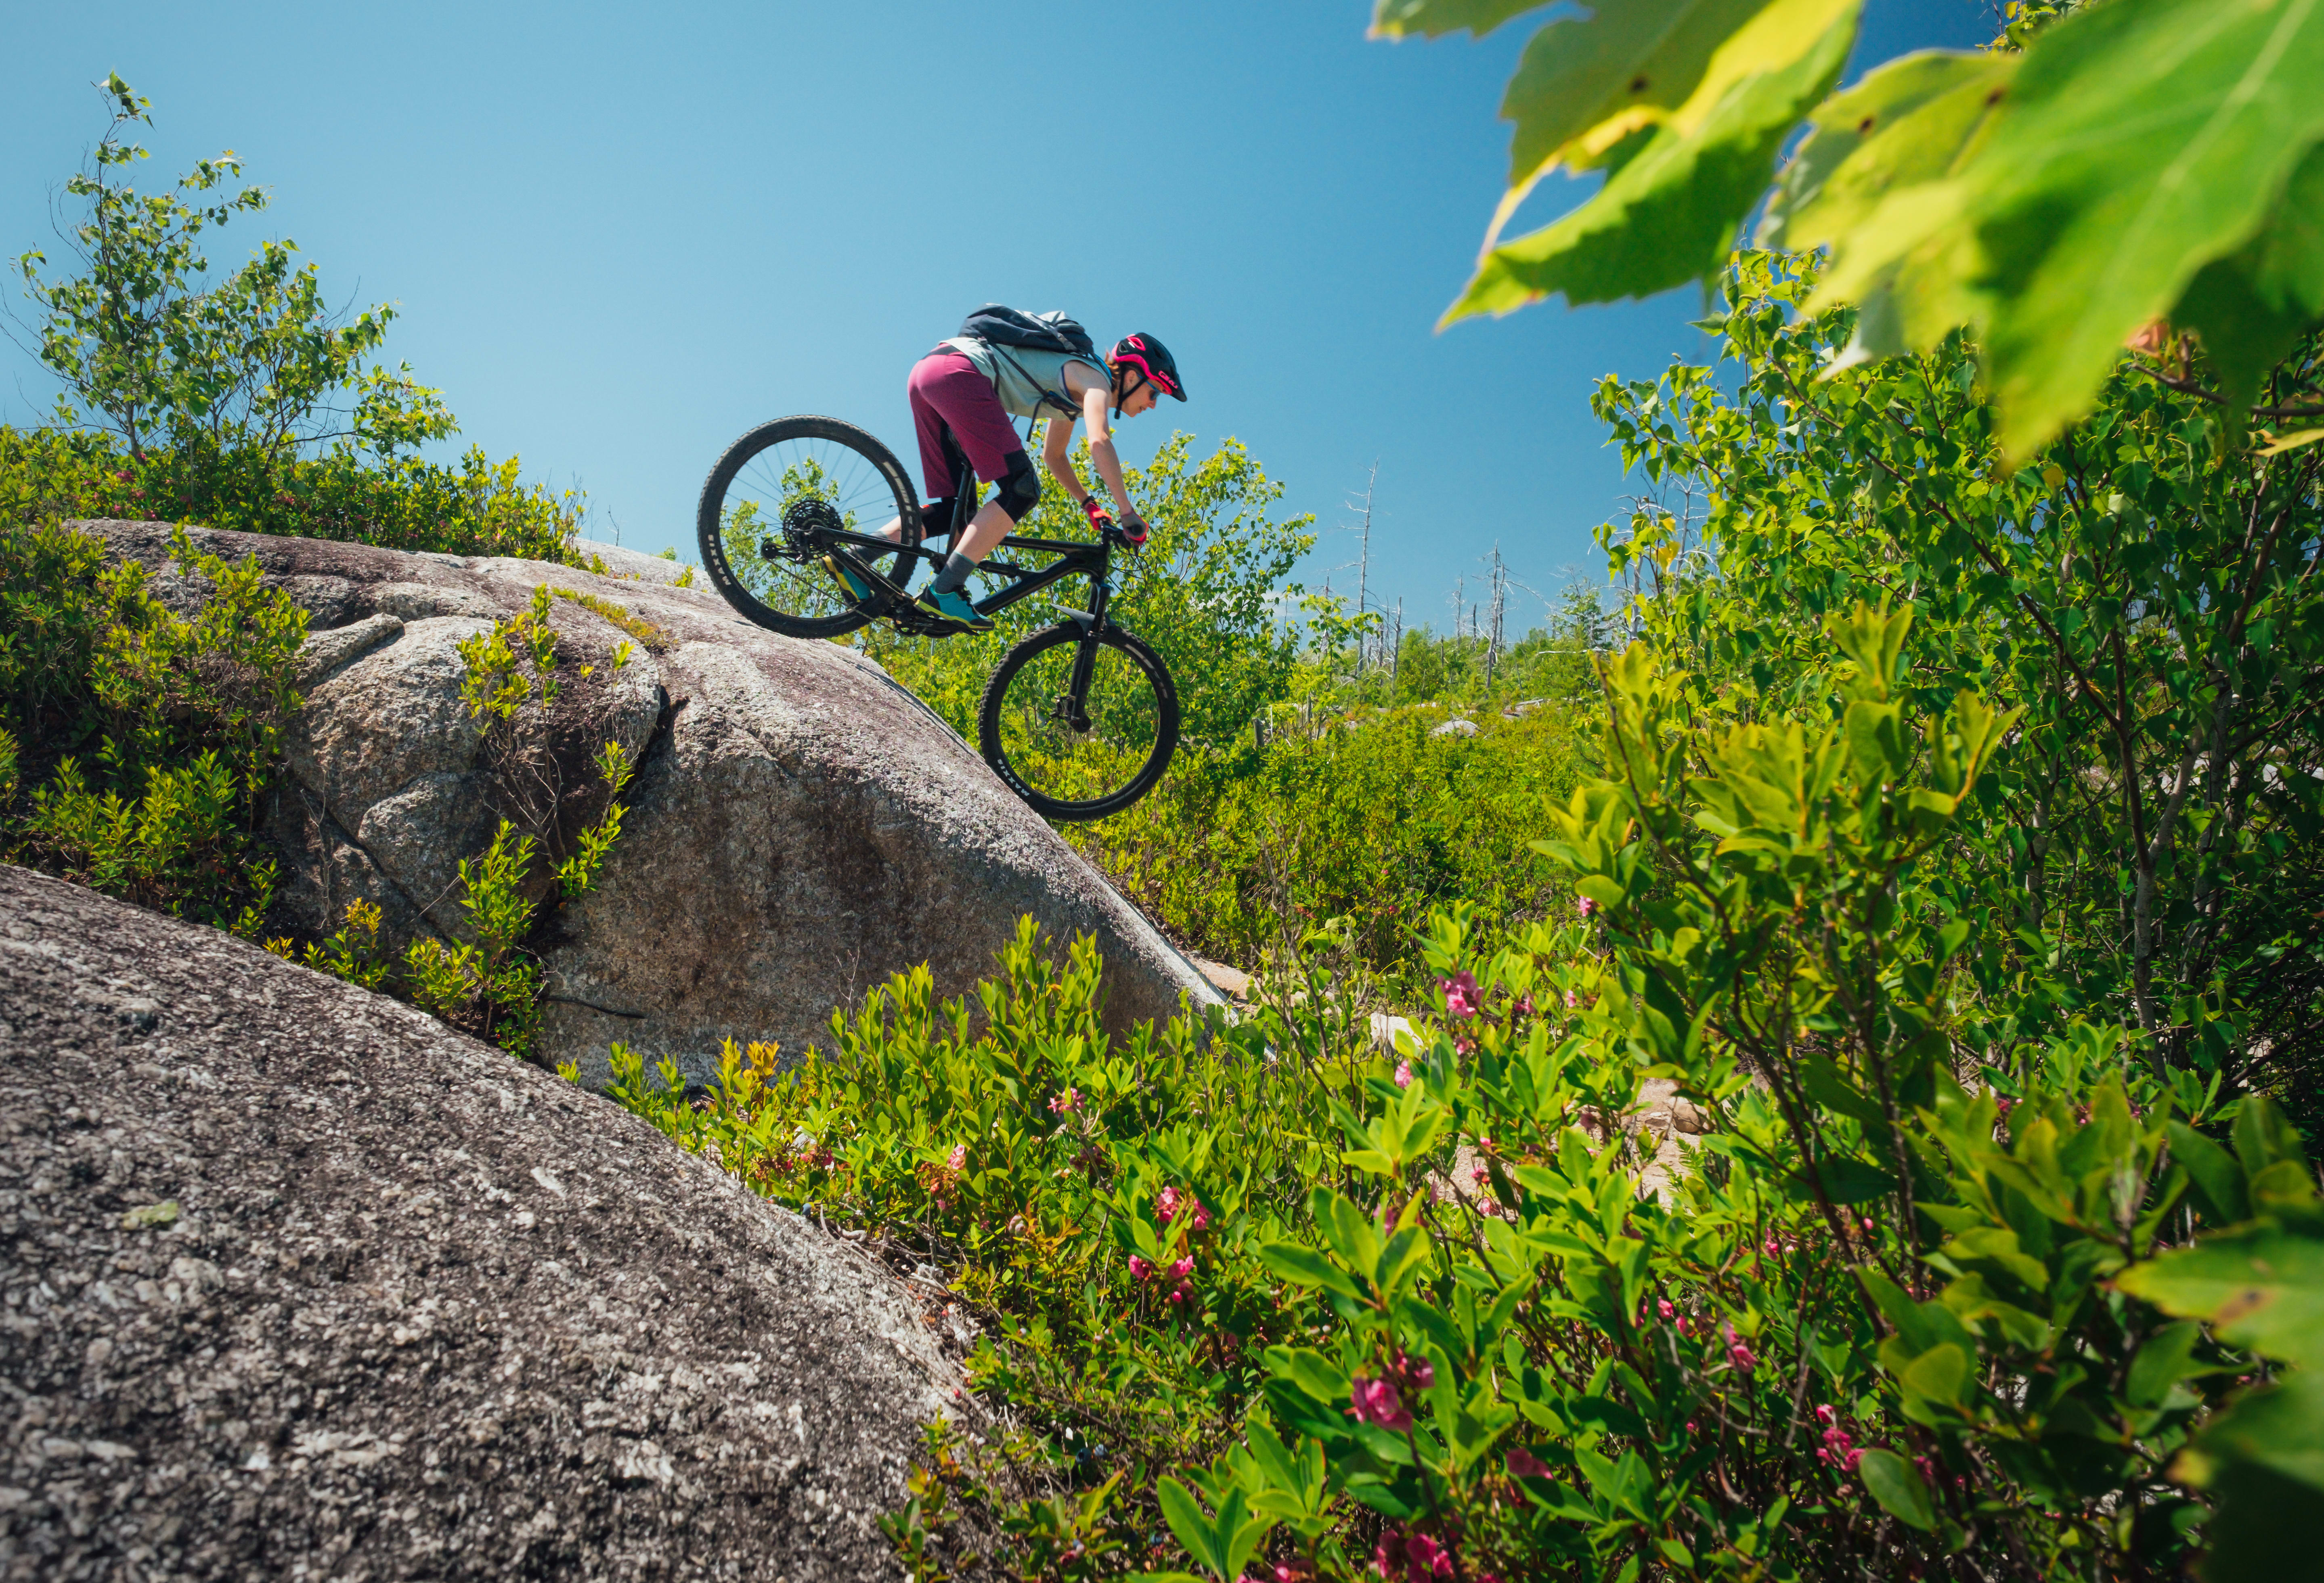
[2116,1224,2324,1368]
[1370,0,1555,41]
[1961,0,2324,456]
[1446,0,1860,319]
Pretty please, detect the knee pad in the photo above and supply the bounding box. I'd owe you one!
[993,449,1041,523]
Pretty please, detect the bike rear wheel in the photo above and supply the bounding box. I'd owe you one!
[978,623,1180,820]
[696,415,922,638]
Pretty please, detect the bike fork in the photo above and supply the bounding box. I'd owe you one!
[1061,574,1111,731]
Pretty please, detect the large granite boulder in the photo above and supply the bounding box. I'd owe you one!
[75,519,1220,1086]
[0,864,979,1581]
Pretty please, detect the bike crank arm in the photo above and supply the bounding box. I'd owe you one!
[824,545,916,605]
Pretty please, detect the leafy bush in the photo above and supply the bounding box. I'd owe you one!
[4,79,585,565]
[0,413,584,565]
[608,867,2321,1582]
[280,586,639,1059]
[1598,251,2324,1132]
[18,75,452,463]
[1076,709,1588,983]
[1396,0,2324,455]
[0,517,302,929]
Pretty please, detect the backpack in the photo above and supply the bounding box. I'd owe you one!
[957,304,1099,361]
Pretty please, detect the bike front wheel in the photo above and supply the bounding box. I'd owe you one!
[696,415,922,638]
[978,623,1180,821]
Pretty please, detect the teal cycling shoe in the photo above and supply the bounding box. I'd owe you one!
[915,586,993,633]
[820,553,876,604]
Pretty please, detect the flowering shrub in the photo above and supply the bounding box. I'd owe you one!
[605,594,2324,1581]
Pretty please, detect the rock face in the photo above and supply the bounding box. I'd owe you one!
[78,519,1220,1085]
[0,864,975,1581]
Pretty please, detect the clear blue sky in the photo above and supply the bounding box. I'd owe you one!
[3,1,1989,635]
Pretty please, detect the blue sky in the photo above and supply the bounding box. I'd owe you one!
[3,1,1989,635]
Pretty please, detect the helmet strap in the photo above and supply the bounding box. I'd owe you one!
[1113,366,1145,421]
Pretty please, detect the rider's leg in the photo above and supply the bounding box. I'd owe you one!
[928,450,1037,595]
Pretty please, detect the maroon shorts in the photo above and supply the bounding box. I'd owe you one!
[907,348,1025,499]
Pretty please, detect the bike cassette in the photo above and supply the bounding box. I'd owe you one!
[760,495,846,562]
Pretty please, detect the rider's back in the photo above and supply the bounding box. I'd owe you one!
[939,337,1102,421]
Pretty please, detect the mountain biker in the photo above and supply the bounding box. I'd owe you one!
[828,329,1186,632]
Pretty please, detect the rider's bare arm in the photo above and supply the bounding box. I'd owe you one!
[1040,411,1080,501]
[1059,363,1136,520]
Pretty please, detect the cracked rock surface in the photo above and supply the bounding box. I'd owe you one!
[71,519,1220,1085]
[0,864,977,1580]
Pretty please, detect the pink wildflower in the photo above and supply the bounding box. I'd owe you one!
[1347,1375,1413,1433]
[1816,1417,1861,1474]
[1576,895,1597,918]
[1657,1298,1676,1321]
[1127,1255,1153,1281]
[1047,1087,1081,1114]
[1170,1255,1194,1280]
[1440,970,1481,1019]
[1563,989,1579,1009]
[1157,1187,1211,1231]
[1402,1533,1453,1579]
[1722,1320,1756,1370]
[946,1143,967,1172]
[1506,1445,1549,1480]
[1393,1350,1435,1390]
[1685,1420,1698,1434]
[1394,1060,1413,1088]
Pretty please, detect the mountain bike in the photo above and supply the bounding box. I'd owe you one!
[696,415,1180,821]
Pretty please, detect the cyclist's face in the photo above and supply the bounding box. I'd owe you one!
[1122,382,1161,417]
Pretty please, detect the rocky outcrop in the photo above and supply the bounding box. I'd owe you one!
[0,863,977,1581]
[76,519,1220,1086]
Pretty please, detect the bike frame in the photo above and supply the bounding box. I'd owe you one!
[813,512,1118,630]
[811,506,1123,726]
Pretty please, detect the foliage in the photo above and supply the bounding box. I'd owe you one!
[283,586,639,1059]
[1594,250,2324,1134]
[606,876,2322,1582]
[14,75,453,462]
[605,243,2324,1572]
[867,433,1315,751]
[1383,0,2324,455]
[0,517,302,930]
[1075,706,1588,984]
[3,80,583,566]
[0,422,585,565]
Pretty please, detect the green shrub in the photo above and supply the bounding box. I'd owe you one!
[0,424,585,564]
[608,887,2320,1583]
[5,79,584,566]
[1074,709,1588,983]
[279,587,638,1059]
[0,517,302,930]
[1597,251,2324,1134]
